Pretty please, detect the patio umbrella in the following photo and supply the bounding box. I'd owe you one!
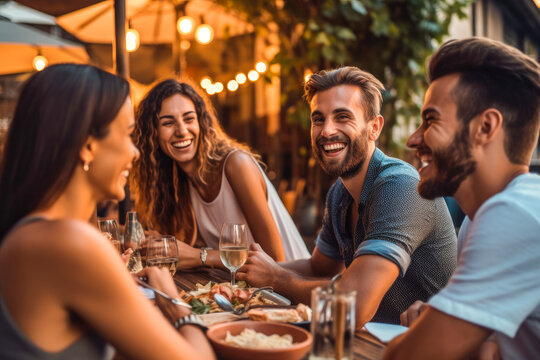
[0,20,89,75]
[56,0,253,44]
[0,1,56,25]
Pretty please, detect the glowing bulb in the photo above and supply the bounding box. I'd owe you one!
[200,77,212,89]
[177,16,194,34]
[206,84,216,95]
[214,82,224,93]
[248,70,259,82]
[180,40,191,51]
[195,24,214,44]
[235,73,247,84]
[227,80,239,91]
[32,55,47,71]
[255,62,267,73]
[126,28,140,52]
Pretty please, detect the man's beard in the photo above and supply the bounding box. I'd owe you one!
[418,128,477,199]
[312,129,369,179]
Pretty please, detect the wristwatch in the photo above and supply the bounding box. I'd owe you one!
[200,247,209,266]
[174,314,207,332]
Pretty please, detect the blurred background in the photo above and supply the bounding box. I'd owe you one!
[1,0,539,249]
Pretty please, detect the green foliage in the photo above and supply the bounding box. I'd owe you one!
[217,0,471,156]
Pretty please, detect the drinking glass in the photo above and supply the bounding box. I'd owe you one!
[97,218,122,253]
[146,235,180,276]
[219,223,249,287]
[310,286,356,360]
[124,211,145,274]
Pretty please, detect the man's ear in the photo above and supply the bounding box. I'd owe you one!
[80,136,98,166]
[368,115,384,141]
[470,108,503,146]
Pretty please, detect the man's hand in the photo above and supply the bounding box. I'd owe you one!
[400,300,428,327]
[236,242,287,288]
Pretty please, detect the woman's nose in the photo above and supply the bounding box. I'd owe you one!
[132,143,140,161]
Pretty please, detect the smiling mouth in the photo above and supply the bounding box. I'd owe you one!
[322,142,346,154]
[418,153,433,172]
[172,139,192,149]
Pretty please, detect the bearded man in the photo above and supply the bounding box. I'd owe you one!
[385,38,540,360]
[237,66,457,327]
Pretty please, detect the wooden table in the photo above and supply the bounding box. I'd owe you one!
[174,268,386,360]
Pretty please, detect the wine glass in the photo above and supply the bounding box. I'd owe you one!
[219,223,249,288]
[97,218,122,253]
[146,235,180,276]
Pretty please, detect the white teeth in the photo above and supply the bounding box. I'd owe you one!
[172,139,192,148]
[323,143,345,151]
[419,154,432,168]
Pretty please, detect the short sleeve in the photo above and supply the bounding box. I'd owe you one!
[429,199,540,337]
[355,174,435,274]
[315,187,343,260]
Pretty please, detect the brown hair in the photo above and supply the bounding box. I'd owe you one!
[428,37,540,165]
[304,66,385,121]
[130,78,257,241]
[0,64,129,240]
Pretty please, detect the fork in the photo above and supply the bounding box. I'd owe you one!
[136,278,192,309]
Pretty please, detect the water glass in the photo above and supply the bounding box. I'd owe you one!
[146,235,180,276]
[97,218,122,253]
[310,286,356,360]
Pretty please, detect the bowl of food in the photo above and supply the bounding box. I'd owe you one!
[207,320,312,360]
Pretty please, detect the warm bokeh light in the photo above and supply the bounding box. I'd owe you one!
[227,80,239,91]
[195,24,214,44]
[126,28,140,52]
[304,69,313,83]
[177,16,195,34]
[200,77,212,89]
[235,73,247,84]
[248,70,259,82]
[214,82,224,93]
[255,62,267,73]
[32,55,47,71]
[181,40,191,51]
[206,84,216,95]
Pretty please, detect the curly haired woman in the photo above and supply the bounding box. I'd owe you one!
[131,79,309,269]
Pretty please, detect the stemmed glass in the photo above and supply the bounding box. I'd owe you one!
[97,218,122,253]
[146,235,180,276]
[219,223,249,288]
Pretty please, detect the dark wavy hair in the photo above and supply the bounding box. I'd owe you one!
[0,64,130,240]
[131,79,258,242]
[428,37,540,165]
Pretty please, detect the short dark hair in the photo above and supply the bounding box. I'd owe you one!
[304,66,385,121]
[428,37,540,165]
[0,64,130,239]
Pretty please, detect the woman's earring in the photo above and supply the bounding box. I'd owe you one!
[83,161,90,172]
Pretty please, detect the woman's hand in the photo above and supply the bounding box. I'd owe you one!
[177,241,206,269]
[120,248,133,266]
[146,266,191,322]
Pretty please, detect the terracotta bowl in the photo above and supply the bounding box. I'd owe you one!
[207,320,312,360]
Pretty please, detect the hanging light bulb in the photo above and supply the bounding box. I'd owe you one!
[126,28,140,52]
[177,16,195,34]
[227,80,239,91]
[195,24,214,44]
[248,70,259,82]
[255,62,267,73]
[200,77,212,89]
[214,82,224,93]
[206,84,216,95]
[32,55,47,71]
[235,73,247,84]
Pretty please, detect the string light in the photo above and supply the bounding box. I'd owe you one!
[126,28,140,52]
[200,77,212,89]
[248,70,259,81]
[227,80,239,91]
[214,82,224,93]
[177,16,195,34]
[195,24,214,44]
[255,62,267,73]
[235,73,247,84]
[32,55,47,71]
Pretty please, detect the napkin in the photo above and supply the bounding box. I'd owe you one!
[363,322,408,343]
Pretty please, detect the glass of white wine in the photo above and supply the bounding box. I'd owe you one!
[146,235,179,276]
[219,223,249,288]
[97,218,122,253]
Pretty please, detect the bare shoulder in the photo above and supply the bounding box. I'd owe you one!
[224,151,263,181]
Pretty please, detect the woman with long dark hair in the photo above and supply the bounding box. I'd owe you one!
[131,79,309,268]
[0,64,214,360]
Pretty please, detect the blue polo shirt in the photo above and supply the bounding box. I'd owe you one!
[316,148,457,323]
